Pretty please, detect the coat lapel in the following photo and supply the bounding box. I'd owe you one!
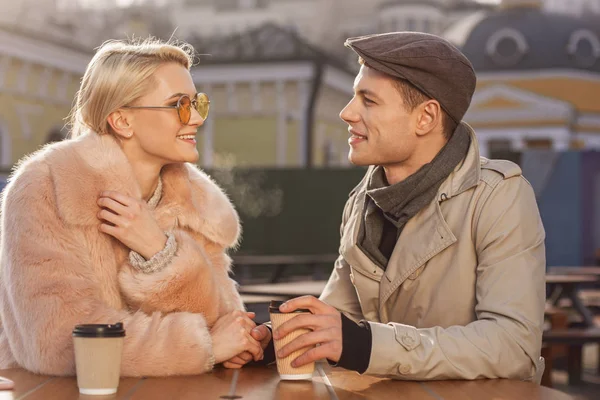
[340,190,384,284]
[378,199,456,318]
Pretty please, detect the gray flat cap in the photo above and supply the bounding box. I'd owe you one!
[345,32,476,124]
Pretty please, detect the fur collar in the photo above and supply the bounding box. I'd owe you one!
[43,132,240,248]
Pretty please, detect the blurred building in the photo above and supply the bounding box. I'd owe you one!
[2,0,600,170]
[189,24,356,168]
[0,0,174,170]
[177,0,492,167]
[447,0,600,156]
[172,0,490,65]
[0,25,89,170]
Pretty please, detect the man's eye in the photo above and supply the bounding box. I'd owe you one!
[363,97,375,105]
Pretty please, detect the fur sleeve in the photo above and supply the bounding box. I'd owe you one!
[0,162,215,377]
[118,229,223,327]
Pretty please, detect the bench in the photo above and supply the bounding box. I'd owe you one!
[238,280,328,299]
[232,254,337,283]
[542,328,600,385]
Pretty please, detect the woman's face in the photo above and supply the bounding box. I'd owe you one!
[123,62,204,165]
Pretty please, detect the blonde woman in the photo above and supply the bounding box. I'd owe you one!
[0,39,263,376]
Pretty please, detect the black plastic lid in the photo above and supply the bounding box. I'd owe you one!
[268,300,311,314]
[73,322,125,338]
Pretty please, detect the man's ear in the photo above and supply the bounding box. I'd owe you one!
[107,110,134,139]
[415,100,441,137]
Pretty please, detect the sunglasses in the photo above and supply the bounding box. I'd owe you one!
[123,93,210,124]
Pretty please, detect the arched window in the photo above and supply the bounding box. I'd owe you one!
[486,28,529,66]
[567,29,600,68]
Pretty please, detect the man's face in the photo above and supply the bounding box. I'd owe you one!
[339,65,419,167]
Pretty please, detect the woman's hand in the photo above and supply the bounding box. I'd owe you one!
[223,324,272,369]
[97,191,167,259]
[211,311,263,365]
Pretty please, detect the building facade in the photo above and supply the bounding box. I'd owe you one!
[2,0,600,170]
[447,1,600,156]
[0,27,89,170]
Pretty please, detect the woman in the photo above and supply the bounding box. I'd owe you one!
[0,38,262,376]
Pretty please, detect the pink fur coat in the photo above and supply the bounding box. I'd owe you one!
[0,132,244,377]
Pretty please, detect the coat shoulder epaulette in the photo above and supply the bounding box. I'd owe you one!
[479,158,522,187]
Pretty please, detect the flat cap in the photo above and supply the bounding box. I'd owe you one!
[345,32,476,124]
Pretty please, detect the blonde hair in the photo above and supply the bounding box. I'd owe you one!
[69,38,195,138]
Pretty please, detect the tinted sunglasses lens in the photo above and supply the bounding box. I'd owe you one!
[177,96,192,124]
[196,93,210,120]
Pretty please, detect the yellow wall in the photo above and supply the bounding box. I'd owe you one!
[471,96,525,110]
[212,117,278,167]
[0,95,74,166]
[477,77,600,113]
[314,86,351,166]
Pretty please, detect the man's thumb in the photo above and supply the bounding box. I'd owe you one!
[251,325,267,340]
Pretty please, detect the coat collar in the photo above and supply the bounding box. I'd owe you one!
[45,132,240,248]
[436,122,481,201]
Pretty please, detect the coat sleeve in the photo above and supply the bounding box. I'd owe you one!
[118,229,225,327]
[319,192,364,323]
[364,176,546,381]
[0,164,216,377]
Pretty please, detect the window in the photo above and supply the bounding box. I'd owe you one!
[0,122,11,170]
[423,19,431,33]
[567,29,600,68]
[217,0,269,11]
[486,28,529,66]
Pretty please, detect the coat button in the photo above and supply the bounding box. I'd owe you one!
[399,364,411,375]
[402,334,415,347]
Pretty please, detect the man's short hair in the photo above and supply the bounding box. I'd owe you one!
[359,57,457,139]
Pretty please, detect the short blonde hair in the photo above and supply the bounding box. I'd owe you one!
[69,38,195,138]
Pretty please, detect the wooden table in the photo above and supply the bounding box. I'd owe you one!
[239,280,328,299]
[0,363,574,399]
[546,274,598,327]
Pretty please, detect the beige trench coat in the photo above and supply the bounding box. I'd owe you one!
[320,123,546,382]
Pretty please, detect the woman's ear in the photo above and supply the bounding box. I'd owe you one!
[415,100,441,137]
[107,110,134,139]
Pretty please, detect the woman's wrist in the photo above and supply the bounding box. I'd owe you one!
[129,231,177,274]
[138,231,168,260]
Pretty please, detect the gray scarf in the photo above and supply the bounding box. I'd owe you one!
[357,125,471,269]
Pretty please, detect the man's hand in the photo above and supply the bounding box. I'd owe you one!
[273,296,342,368]
[223,324,272,369]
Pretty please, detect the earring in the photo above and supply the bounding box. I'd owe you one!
[127,133,133,138]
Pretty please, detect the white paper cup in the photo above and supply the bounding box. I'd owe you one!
[73,323,125,395]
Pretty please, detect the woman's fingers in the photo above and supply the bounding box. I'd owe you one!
[236,316,256,332]
[101,191,136,207]
[244,334,263,361]
[223,361,243,369]
[98,197,130,217]
[99,223,119,237]
[97,209,121,226]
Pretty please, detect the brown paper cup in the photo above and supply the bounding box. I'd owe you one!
[73,323,125,395]
[270,310,315,380]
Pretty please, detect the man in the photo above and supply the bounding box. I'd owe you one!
[225,32,546,381]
